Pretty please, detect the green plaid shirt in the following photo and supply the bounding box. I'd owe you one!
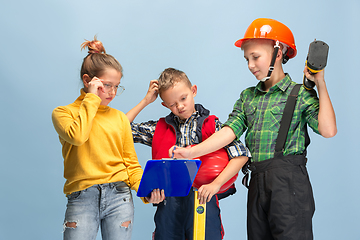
[224,74,320,162]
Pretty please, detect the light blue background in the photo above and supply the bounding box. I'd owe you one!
[1,0,359,239]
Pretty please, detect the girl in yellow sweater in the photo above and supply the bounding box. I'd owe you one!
[52,37,163,240]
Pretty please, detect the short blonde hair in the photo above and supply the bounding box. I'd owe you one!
[158,68,192,95]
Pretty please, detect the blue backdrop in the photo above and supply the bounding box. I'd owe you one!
[1,0,359,239]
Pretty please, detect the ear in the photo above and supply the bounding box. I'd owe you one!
[82,74,91,87]
[191,84,197,97]
[161,102,169,109]
[276,48,283,62]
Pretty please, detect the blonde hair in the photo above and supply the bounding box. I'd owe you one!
[158,68,192,95]
[80,36,123,81]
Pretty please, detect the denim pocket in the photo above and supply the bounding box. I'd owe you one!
[114,182,130,194]
[113,184,132,204]
[67,190,82,200]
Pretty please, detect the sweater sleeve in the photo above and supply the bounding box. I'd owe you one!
[52,93,101,146]
[120,113,144,192]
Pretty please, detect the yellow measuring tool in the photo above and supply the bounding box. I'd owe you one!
[193,190,206,240]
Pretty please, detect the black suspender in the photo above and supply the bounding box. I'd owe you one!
[242,84,303,188]
[275,84,302,153]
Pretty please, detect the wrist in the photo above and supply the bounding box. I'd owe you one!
[189,147,198,159]
[315,78,326,89]
[210,179,223,188]
[140,98,150,107]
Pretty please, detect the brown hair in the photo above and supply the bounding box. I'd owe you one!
[80,36,123,81]
[158,68,192,95]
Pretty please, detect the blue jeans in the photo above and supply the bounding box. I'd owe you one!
[63,181,134,240]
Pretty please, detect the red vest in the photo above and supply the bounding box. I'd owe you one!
[152,115,218,159]
[152,115,238,194]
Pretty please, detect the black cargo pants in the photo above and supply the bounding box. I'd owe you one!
[247,153,315,240]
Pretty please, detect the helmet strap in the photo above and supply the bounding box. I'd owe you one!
[282,51,290,64]
[260,40,281,82]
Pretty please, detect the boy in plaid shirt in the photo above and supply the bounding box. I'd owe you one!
[172,18,337,240]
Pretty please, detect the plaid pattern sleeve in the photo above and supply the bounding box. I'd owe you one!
[223,89,250,140]
[130,120,158,147]
[215,119,251,159]
[300,87,319,134]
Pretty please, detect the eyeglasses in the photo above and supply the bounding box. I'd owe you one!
[103,83,125,96]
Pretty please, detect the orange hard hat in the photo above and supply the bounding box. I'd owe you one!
[235,18,297,60]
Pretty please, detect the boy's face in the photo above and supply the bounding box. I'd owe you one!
[243,40,274,81]
[160,81,197,120]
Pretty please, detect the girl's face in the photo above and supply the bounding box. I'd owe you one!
[97,68,122,106]
[243,40,274,81]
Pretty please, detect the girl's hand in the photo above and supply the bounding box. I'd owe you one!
[144,79,159,104]
[145,189,165,204]
[87,77,105,96]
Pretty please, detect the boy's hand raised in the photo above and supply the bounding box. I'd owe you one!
[144,79,159,105]
[126,79,159,123]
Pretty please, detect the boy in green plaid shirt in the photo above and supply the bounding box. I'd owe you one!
[171,18,337,240]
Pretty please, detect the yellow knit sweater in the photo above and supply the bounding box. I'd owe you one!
[52,89,143,196]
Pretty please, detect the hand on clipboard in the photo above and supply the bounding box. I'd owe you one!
[145,188,165,204]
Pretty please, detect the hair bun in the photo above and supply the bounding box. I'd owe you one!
[81,36,106,54]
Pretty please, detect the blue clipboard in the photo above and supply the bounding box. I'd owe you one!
[137,159,201,198]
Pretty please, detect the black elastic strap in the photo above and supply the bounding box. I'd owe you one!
[266,46,279,79]
[275,84,302,152]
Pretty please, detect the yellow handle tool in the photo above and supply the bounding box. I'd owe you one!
[193,190,206,240]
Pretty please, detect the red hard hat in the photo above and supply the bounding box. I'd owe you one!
[192,146,238,194]
[235,18,297,60]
